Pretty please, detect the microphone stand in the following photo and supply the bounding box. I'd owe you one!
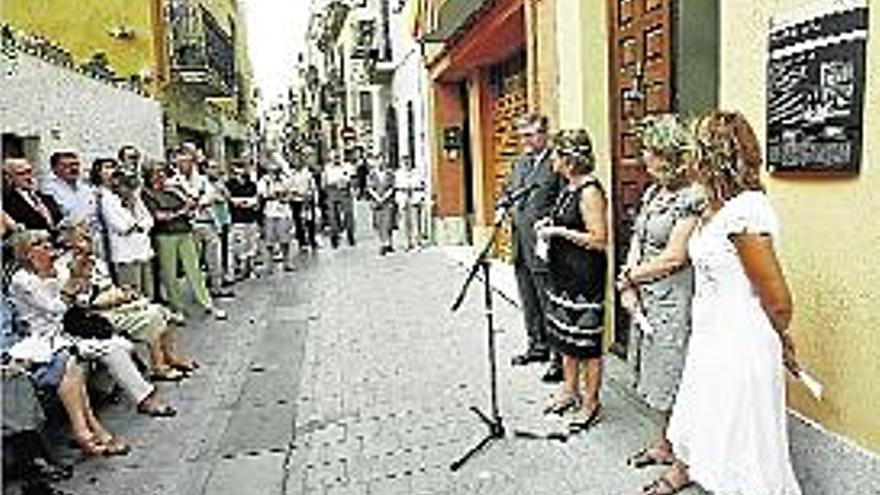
[448,190,566,472]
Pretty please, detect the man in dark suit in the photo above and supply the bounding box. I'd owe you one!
[505,113,563,382]
[2,158,63,236]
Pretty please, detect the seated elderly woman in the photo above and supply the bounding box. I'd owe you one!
[4,346,129,458]
[8,230,176,418]
[57,223,197,381]
[3,215,126,461]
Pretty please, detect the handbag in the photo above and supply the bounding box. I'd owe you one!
[62,306,114,340]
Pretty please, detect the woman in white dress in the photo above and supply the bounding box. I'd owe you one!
[637,110,802,495]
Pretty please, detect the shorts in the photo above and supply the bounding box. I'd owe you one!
[263,217,292,245]
[230,223,259,259]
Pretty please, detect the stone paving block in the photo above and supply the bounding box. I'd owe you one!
[216,402,295,458]
[202,452,285,495]
[325,482,369,495]
[50,214,733,495]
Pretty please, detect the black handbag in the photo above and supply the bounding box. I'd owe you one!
[62,306,114,340]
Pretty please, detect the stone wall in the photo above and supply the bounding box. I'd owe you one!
[1,51,163,174]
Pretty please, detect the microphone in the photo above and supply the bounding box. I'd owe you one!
[495,182,539,209]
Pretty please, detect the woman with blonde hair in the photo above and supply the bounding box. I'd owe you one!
[633,110,802,495]
[618,114,703,468]
[536,129,608,431]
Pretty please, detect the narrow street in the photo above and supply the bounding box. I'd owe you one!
[48,205,702,495]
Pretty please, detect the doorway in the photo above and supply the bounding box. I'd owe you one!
[458,82,475,245]
[608,0,675,356]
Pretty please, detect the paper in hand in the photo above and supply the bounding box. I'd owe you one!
[799,369,823,400]
[632,308,656,337]
[535,237,549,262]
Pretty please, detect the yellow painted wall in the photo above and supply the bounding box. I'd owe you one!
[526,0,559,124]
[721,0,880,454]
[555,0,611,187]
[3,0,157,81]
[3,0,253,120]
[554,0,615,346]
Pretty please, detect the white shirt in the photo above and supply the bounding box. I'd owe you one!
[289,168,316,202]
[394,168,426,206]
[322,164,354,189]
[100,187,155,263]
[42,174,98,227]
[258,174,293,219]
[8,270,73,362]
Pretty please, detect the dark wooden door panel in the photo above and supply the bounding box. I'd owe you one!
[608,0,673,356]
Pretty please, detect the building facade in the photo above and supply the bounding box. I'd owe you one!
[412,0,879,485]
[2,0,256,163]
[1,35,164,171]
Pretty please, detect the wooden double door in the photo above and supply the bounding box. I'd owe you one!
[609,0,674,355]
[490,52,528,261]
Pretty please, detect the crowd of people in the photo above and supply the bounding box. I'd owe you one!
[506,111,802,495]
[0,142,427,493]
[1,108,804,495]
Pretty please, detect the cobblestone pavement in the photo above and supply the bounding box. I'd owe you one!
[42,203,704,495]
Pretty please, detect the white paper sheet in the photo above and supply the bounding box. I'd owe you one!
[632,308,656,337]
[799,369,824,400]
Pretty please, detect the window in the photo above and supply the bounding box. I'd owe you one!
[359,91,373,122]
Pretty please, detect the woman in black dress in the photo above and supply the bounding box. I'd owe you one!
[536,129,609,431]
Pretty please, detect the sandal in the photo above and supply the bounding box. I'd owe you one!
[543,393,579,415]
[98,435,131,457]
[568,404,602,432]
[137,401,177,417]
[627,446,674,468]
[170,359,199,373]
[150,368,186,382]
[74,434,108,457]
[642,468,693,495]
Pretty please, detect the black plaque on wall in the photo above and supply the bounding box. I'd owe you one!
[767,2,869,174]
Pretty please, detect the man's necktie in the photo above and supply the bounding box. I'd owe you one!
[28,191,54,227]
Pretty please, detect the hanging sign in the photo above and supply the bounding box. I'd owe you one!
[766,0,869,174]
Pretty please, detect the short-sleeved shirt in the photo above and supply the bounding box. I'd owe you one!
[226,177,260,224]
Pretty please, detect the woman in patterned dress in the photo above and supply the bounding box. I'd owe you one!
[537,129,609,431]
[617,114,702,467]
[630,110,802,495]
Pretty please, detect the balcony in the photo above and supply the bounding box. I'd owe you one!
[351,19,376,60]
[166,0,236,97]
[319,1,351,50]
[367,54,394,85]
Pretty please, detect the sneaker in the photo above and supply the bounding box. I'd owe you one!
[206,306,228,320]
[211,288,235,299]
[168,311,187,326]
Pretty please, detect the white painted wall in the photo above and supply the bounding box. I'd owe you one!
[389,3,431,205]
[1,52,163,175]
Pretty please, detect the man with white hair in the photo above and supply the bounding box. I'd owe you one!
[172,144,233,298]
[2,158,63,235]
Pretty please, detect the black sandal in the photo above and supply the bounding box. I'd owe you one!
[642,468,693,495]
[568,404,602,432]
[98,436,131,457]
[170,360,199,373]
[137,403,177,417]
[543,394,579,415]
[627,447,674,468]
[150,368,186,382]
